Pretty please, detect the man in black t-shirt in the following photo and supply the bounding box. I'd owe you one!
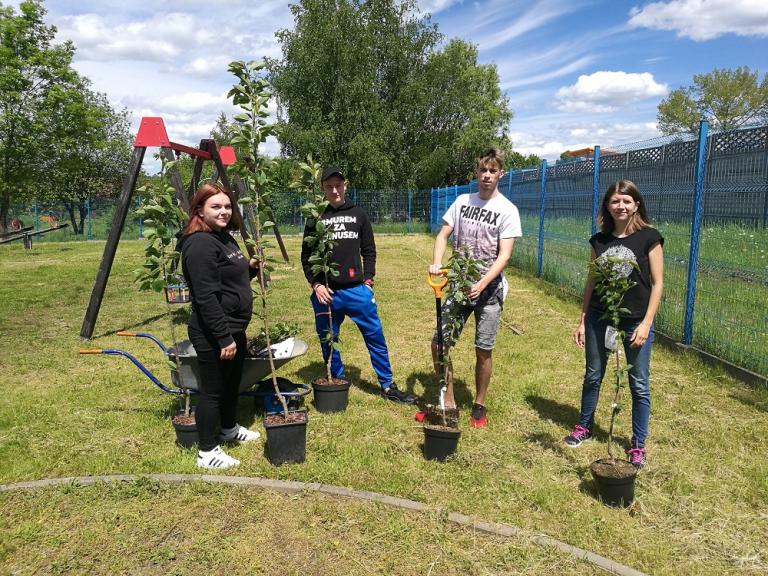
[300,167,416,404]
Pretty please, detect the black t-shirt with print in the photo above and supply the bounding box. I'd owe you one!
[588,227,664,319]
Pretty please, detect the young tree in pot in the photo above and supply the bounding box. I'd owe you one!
[133,159,195,445]
[296,157,351,412]
[587,254,640,506]
[228,60,307,464]
[424,245,483,460]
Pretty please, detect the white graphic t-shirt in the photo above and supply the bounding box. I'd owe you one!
[443,192,522,303]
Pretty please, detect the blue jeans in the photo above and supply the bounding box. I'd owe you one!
[310,283,393,389]
[579,310,654,447]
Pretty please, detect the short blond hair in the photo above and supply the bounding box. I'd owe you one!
[477,148,504,170]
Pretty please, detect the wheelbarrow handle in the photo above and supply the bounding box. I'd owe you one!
[79,347,185,395]
[117,331,169,352]
[426,270,448,298]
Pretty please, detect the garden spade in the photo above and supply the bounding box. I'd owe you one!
[427,271,449,409]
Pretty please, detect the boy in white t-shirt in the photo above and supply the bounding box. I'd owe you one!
[429,148,522,428]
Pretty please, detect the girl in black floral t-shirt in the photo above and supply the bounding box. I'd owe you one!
[564,180,664,468]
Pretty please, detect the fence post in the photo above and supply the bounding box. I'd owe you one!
[34,202,39,231]
[430,187,435,232]
[683,120,710,345]
[137,194,143,239]
[537,160,548,277]
[507,169,513,200]
[298,196,304,231]
[87,197,93,240]
[407,190,412,233]
[591,146,601,235]
[763,125,768,229]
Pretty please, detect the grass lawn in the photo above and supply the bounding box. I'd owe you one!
[0,235,766,575]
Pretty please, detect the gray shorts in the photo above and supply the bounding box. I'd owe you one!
[432,298,503,351]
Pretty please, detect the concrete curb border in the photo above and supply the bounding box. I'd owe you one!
[1,474,647,576]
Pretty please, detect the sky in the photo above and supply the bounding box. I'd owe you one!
[12,0,768,170]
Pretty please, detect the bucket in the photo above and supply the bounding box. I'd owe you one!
[423,425,460,461]
[312,377,351,413]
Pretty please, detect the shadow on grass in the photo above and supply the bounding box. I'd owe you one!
[576,464,600,501]
[96,308,190,339]
[524,394,629,444]
[405,370,471,409]
[729,388,768,413]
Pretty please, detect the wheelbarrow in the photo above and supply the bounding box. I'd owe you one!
[79,331,311,413]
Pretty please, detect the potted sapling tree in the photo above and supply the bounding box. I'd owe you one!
[587,253,640,507]
[423,245,483,461]
[228,59,307,465]
[297,156,351,413]
[133,159,196,447]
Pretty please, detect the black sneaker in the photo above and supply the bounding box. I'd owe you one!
[382,384,417,404]
[563,424,593,447]
[470,403,487,428]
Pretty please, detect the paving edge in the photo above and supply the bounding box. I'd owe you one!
[1,474,647,576]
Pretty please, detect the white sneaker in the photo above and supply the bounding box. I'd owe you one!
[197,446,240,470]
[219,424,261,443]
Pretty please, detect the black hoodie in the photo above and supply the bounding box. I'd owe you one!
[179,230,255,348]
[300,200,376,290]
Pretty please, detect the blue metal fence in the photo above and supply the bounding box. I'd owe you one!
[430,123,768,381]
[7,123,767,380]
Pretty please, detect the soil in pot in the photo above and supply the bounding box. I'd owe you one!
[423,406,460,461]
[424,405,459,428]
[172,408,197,449]
[590,458,638,507]
[311,376,351,413]
[263,410,308,466]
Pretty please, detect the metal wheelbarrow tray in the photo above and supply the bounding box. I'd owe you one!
[80,331,310,402]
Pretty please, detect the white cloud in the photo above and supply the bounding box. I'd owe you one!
[554,71,668,113]
[182,55,236,77]
[500,55,595,90]
[418,0,463,14]
[628,0,768,41]
[478,0,582,51]
[510,121,661,160]
[56,12,212,62]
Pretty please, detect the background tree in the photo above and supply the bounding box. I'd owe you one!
[34,83,131,234]
[506,151,542,171]
[0,1,79,233]
[268,0,513,190]
[657,66,768,135]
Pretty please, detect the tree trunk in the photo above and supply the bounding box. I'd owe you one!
[64,201,80,235]
[78,199,86,234]
[0,199,7,235]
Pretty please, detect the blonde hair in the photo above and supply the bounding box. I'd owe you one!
[477,148,504,170]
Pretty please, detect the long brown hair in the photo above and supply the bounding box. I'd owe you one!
[598,179,652,234]
[182,182,243,235]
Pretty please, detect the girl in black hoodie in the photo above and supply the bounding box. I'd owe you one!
[179,183,261,469]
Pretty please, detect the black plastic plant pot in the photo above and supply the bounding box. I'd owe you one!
[311,377,351,413]
[172,409,197,449]
[264,409,308,466]
[423,425,460,461]
[590,459,638,507]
